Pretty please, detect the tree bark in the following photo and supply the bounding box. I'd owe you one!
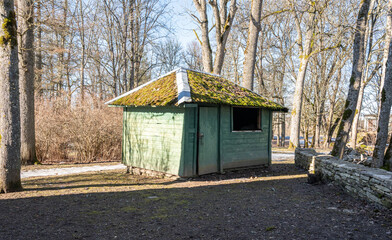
[324,68,342,148]
[350,3,377,148]
[243,0,263,90]
[0,1,22,192]
[193,0,237,74]
[331,0,371,159]
[373,0,392,168]
[288,2,316,149]
[17,0,36,165]
[192,0,213,73]
[79,0,85,101]
[35,0,42,96]
[349,78,365,148]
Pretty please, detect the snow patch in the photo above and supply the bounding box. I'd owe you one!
[21,164,126,179]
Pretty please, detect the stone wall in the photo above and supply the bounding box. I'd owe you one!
[294,148,318,169]
[295,149,392,209]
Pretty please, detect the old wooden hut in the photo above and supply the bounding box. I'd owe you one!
[106,68,287,177]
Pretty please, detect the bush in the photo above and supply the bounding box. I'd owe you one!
[35,97,122,163]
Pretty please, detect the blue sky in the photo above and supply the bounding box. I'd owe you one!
[169,0,199,47]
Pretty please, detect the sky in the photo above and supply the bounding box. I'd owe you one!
[169,0,200,47]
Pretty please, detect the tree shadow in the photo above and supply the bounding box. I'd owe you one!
[0,175,391,240]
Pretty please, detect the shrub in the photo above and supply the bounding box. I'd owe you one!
[35,97,122,163]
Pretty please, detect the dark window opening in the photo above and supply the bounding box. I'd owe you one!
[232,107,261,131]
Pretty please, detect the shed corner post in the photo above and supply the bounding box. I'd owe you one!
[218,105,223,174]
[268,109,273,166]
[122,107,127,166]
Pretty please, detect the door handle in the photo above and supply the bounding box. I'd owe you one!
[198,132,204,145]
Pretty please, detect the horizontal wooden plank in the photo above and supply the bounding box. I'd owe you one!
[123,108,185,175]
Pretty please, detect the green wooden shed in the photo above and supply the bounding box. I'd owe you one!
[106,68,287,177]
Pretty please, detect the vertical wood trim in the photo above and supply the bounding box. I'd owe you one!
[230,106,233,132]
[268,110,272,166]
[218,105,223,173]
[193,105,199,176]
[180,107,186,176]
[122,107,126,165]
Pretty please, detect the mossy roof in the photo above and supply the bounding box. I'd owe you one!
[107,68,287,111]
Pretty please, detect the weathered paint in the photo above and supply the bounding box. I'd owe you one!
[122,104,272,177]
[198,107,219,175]
[181,104,198,176]
[220,106,270,169]
[122,107,185,175]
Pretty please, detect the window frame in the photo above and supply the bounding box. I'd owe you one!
[231,106,263,132]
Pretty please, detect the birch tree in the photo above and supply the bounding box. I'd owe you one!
[373,0,392,168]
[331,0,372,158]
[0,0,22,192]
[17,0,36,165]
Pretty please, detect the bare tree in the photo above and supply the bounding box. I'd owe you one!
[331,0,372,158]
[349,1,381,148]
[0,0,22,192]
[242,0,263,90]
[373,0,392,168]
[17,0,36,165]
[192,0,237,74]
[183,41,203,71]
[288,0,317,149]
[155,38,183,75]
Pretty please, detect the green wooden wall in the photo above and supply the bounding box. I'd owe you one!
[219,105,271,169]
[122,104,272,177]
[122,107,186,175]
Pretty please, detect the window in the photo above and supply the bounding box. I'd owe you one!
[232,107,261,131]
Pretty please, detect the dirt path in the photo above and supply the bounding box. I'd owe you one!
[1,157,392,239]
[20,153,295,179]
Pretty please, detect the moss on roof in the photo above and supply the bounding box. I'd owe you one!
[110,73,177,106]
[108,69,287,111]
[187,71,287,111]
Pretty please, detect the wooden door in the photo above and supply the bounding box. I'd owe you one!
[198,107,219,175]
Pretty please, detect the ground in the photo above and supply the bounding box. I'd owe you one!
[1,156,392,239]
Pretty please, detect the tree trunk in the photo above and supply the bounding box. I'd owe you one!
[79,0,85,101]
[35,0,42,96]
[279,112,285,147]
[289,4,316,149]
[314,89,326,148]
[331,0,371,159]
[349,81,365,148]
[18,0,36,165]
[373,0,392,168]
[242,0,262,90]
[324,67,342,148]
[0,2,22,193]
[193,0,236,74]
[192,0,213,73]
[350,5,377,148]
[289,56,310,149]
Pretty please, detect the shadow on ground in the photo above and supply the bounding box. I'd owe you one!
[1,162,392,239]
